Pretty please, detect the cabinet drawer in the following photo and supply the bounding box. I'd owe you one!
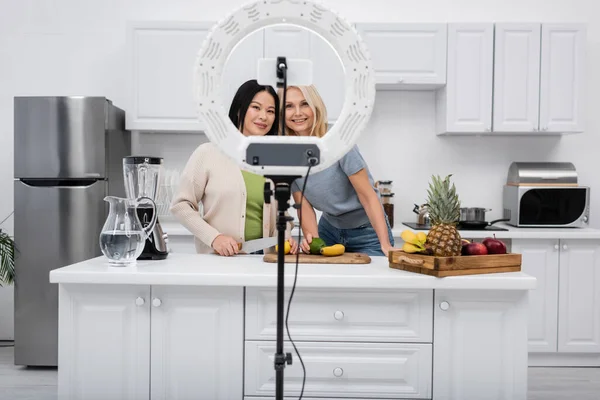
[246,288,433,342]
[244,398,426,400]
[245,341,432,398]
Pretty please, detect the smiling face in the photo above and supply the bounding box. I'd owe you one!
[242,91,276,136]
[284,87,315,136]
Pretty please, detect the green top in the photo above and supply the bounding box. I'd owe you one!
[241,171,265,241]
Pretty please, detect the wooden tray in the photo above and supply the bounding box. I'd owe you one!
[263,252,371,264]
[389,250,521,277]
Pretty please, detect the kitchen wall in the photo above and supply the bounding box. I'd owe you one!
[0,0,598,338]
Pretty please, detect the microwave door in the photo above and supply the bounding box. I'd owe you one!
[519,187,589,227]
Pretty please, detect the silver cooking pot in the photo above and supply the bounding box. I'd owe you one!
[459,207,491,222]
[459,207,510,229]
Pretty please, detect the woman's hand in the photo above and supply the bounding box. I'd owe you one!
[288,236,300,255]
[381,244,401,257]
[212,234,240,256]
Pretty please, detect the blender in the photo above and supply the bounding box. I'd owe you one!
[123,156,169,260]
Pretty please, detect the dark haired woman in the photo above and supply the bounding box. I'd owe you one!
[171,80,298,256]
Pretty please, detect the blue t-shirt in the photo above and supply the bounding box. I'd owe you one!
[291,145,379,229]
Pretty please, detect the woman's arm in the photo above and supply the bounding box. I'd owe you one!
[170,149,238,256]
[293,191,319,254]
[348,169,395,256]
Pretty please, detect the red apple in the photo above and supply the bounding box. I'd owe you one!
[461,239,470,255]
[482,235,507,254]
[464,242,488,256]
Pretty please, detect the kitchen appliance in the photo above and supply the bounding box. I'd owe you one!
[413,204,430,225]
[503,162,590,228]
[13,96,131,366]
[123,156,168,260]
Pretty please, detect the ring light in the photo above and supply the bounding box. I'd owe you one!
[193,2,376,398]
[193,0,375,176]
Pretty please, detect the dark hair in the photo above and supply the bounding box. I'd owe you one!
[228,80,280,136]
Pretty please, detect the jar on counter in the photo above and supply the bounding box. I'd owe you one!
[381,193,394,228]
[376,180,393,195]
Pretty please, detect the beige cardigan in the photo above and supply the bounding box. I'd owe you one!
[170,143,293,254]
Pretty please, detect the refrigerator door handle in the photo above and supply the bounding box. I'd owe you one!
[19,178,103,188]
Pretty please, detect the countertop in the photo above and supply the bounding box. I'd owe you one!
[161,218,600,240]
[49,253,536,290]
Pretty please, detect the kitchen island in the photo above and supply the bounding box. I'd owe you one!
[50,253,536,400]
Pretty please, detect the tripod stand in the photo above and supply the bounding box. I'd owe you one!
[263,175,299,400]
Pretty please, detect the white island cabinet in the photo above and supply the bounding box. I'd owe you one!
[50,254,535,400]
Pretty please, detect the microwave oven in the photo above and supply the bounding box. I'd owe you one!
[503,185,590,228]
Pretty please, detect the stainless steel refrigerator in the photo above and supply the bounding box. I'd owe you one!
[13,96,132,366]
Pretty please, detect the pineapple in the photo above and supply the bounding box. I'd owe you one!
[426,175,462,257]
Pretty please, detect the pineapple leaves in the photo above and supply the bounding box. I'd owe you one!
[426,174,461,225]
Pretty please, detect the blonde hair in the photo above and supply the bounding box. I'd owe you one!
[278,85,328,138]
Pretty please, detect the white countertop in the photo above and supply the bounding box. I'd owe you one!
[162,218,600,240]
[49,253,536,290]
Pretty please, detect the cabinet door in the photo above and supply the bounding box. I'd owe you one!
[310,32,345,124]
[433,290,528,400]
[511,239,559,352]
[264,25,310,59]
[150,286,243,400]
[220,29,264,112]
[558,240,600,352]
[493,23,541,133]
[128,22,214,131]
[58,284,150,400]
[355,23,447,88]
[438,23,494,134]
[539,24,586,133]
[265,25,344,124]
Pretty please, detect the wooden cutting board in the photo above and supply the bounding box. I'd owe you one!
[263,252,371,264]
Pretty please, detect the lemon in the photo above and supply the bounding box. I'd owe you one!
[275,240,291,255]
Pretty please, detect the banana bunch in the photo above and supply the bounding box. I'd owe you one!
[401,230,428,254]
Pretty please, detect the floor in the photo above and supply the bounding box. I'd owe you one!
[1,345,600,399]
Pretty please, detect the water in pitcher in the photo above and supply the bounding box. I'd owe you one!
[100,231,145,266]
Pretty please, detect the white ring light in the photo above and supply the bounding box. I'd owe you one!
[194,0,375,176]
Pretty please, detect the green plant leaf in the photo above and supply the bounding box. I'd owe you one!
[0,231,15,286]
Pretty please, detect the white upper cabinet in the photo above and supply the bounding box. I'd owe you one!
[355,23,447,89]
[127,22,214,132]
[264,25,344,125]
[493,24,541,133]
[436,23,494,134]
[221,29,265,114]
[539,24,586,133]
[264,25,310,58]
[439,22,585,135]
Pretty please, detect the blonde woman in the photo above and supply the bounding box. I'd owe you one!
[171,80,298,256]
[279,85,328,137]
[283,85,396,257]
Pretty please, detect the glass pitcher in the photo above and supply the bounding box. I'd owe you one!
[99,196,157,266]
